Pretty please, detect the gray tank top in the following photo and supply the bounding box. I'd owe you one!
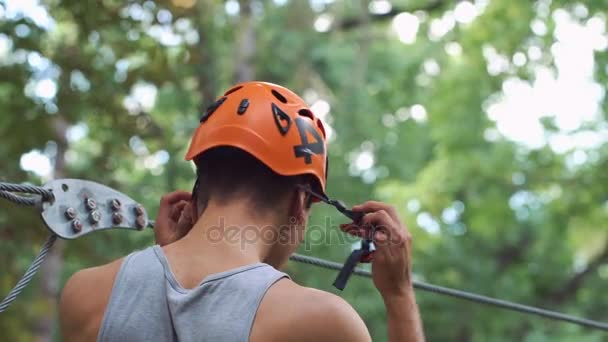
[97,245,289,342]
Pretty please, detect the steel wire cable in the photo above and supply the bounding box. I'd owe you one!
[0,182,54,200]
[289,253,608,331]
[0,191,38,206]
[0,182,56,313]
[0,234,57,313]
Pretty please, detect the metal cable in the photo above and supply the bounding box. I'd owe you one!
[0,182,54,313]
[0,234,57,313]
[0,190,38,206]
[0,182,54,201]
[289,253,608,331]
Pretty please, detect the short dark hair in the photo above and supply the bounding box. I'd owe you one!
[193,146,314,214]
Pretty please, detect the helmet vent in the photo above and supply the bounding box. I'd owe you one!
[200,96,227,122]
[298,109,315,120]
[225,86,243,95]
[272,103,292,135]
[271,89,288,103]
[237,99,249,115]
[317,119,326,138]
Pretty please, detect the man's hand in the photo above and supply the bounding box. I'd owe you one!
[154,191,194,246]
[341,201,424,341]
[341,201,412,297]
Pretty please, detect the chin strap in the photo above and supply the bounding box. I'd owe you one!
[332,239,373,290]
[297,186,374,290]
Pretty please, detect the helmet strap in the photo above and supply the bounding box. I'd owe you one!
[295,185,374,290]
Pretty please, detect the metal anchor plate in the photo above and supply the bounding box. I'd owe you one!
[40,179,149,239]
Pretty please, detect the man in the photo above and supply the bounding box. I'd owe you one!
[59,82,424,341]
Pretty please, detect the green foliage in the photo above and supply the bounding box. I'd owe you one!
[1,0,607,340]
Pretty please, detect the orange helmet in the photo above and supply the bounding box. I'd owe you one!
[185,81,328,196]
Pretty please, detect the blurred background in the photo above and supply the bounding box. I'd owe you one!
[1,0,607,340]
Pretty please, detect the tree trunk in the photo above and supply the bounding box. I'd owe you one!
[33,117,68,341]
[194,0,219,111]
[234,0,255,83]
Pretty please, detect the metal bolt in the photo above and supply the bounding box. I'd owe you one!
[111,199,122,211]
[85,198,97,210]
[112,212,123,225]
[134,205,145,216]
[72,219,83,232]
[65,207,77,220]
[136,216,146,230]
[90,210,101,224]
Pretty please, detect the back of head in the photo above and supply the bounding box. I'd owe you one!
[193,146,313,215]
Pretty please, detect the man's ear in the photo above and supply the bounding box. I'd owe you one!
[288,188,309,225]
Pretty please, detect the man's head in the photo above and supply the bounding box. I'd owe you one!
[185,82,329,261]
[192,146,314,218]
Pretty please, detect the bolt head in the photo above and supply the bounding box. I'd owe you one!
[90,210,101,224]
[65,207,77,220]
[134,205,145,216]
[136,216,146,230]
[112,212,123,225]
[111,199,122,211]
[72,219,83,232]
[85,198,97,210]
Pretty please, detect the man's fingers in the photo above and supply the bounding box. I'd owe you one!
[176,204,194,230]
[342,210,394,239]
[360,210,392,231]
[170,201,189,221]
[352,201,398,220]
[360,211,408,248]
[374,229,388,243]
[340,223,365,238]
[160,191,192,205]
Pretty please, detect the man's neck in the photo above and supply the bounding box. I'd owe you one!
[173,200,283,268]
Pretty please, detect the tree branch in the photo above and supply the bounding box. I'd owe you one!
[335,0,446,31]
[545,246,608,304]
[495,228,534,274]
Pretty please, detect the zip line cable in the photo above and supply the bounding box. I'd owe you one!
[0,181,607,332]
[289,254,608,331]
[0,182,54,200]
[0,234,57,313]
[0,182,57,313]
[0,190,38,206]
[0,182,54,207]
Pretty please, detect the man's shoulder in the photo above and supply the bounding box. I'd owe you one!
[252,279,371,342]
[61,257,125,306]
[59,257,125,341]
